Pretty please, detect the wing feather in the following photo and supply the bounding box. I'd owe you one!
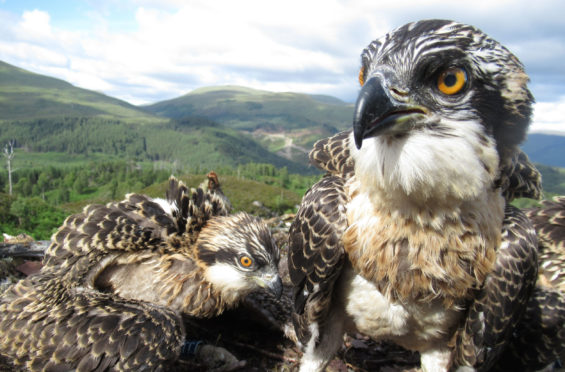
[526,196,565,291]
[453,204,538,370]
[0,276,183,371]
[309,131,355,178]
[288,175,348,345]
[498,149,542,202]
[490,287,565,371]
[166,176,230,242]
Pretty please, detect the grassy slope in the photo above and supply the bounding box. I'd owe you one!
[144,85,353,129]
[143,85,354,143]
[0,62,311,174]
[0,61,164,124]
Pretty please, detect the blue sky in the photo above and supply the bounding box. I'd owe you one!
[1,0,564,133]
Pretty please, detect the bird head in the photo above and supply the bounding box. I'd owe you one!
[196,212,282,302]
[352,19,533,201]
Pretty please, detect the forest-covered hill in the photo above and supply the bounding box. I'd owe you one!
[143,85,354,164]
[0,61,311,174]
[0,61,161,123]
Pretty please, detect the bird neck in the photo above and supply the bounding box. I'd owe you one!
[351,125,500,205]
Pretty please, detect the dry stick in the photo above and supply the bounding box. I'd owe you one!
[0,241,50,258]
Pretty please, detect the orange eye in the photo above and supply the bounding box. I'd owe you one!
[437,67,467,95]
[239,256,253,268]
[358,66,365,86]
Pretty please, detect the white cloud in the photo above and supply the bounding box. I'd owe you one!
[0,0,564,108]
[0,1,381,104]
[18,9,52,41]
[531,97,565,134]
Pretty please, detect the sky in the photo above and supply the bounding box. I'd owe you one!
[1,0,564,133]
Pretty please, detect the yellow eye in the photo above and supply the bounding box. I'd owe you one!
[239,256,253,268]
[437,67,467,95]
[358,66,365,86]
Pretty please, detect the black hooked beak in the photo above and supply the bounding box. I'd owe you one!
[353,76,428,149]
[268,275,283,299]
[257,272,283,299]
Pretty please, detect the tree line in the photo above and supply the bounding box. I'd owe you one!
[0,159,319,240]
[0,116,313,174]
[0,160,172,240]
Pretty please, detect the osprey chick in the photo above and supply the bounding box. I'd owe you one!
[0,176,281,371]
[289,19,541,371]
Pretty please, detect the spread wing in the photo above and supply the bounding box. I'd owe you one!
[0,275,183,371]
[453,205,538,370]
[43,192,173,279]
[288,175,348,345]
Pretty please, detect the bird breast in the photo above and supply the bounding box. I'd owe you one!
[343,177,504,306]
[340,268,462,351]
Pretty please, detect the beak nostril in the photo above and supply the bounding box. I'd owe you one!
[391,87,409,97]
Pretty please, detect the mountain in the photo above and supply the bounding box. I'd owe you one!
[143,86,355,165]
[521,132,565,168]
[0,62,311,174]
[143,85,353,131]
[0,61,161,123]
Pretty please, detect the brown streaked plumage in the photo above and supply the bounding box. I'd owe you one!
[288,19,551,372]
[201,170,232,212]
[0,176,281,371]
[489,196,565,371]
[527,196,565,292]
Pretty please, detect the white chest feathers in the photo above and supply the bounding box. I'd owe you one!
[340,269,463,351]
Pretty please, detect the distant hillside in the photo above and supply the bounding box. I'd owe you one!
[143,86,354,164]
[521,133,565,168]
[536,163,565,196]
[0,62,311,174]
[0,61,162,123]
[143,85,353,132]
[1,116,312,174]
